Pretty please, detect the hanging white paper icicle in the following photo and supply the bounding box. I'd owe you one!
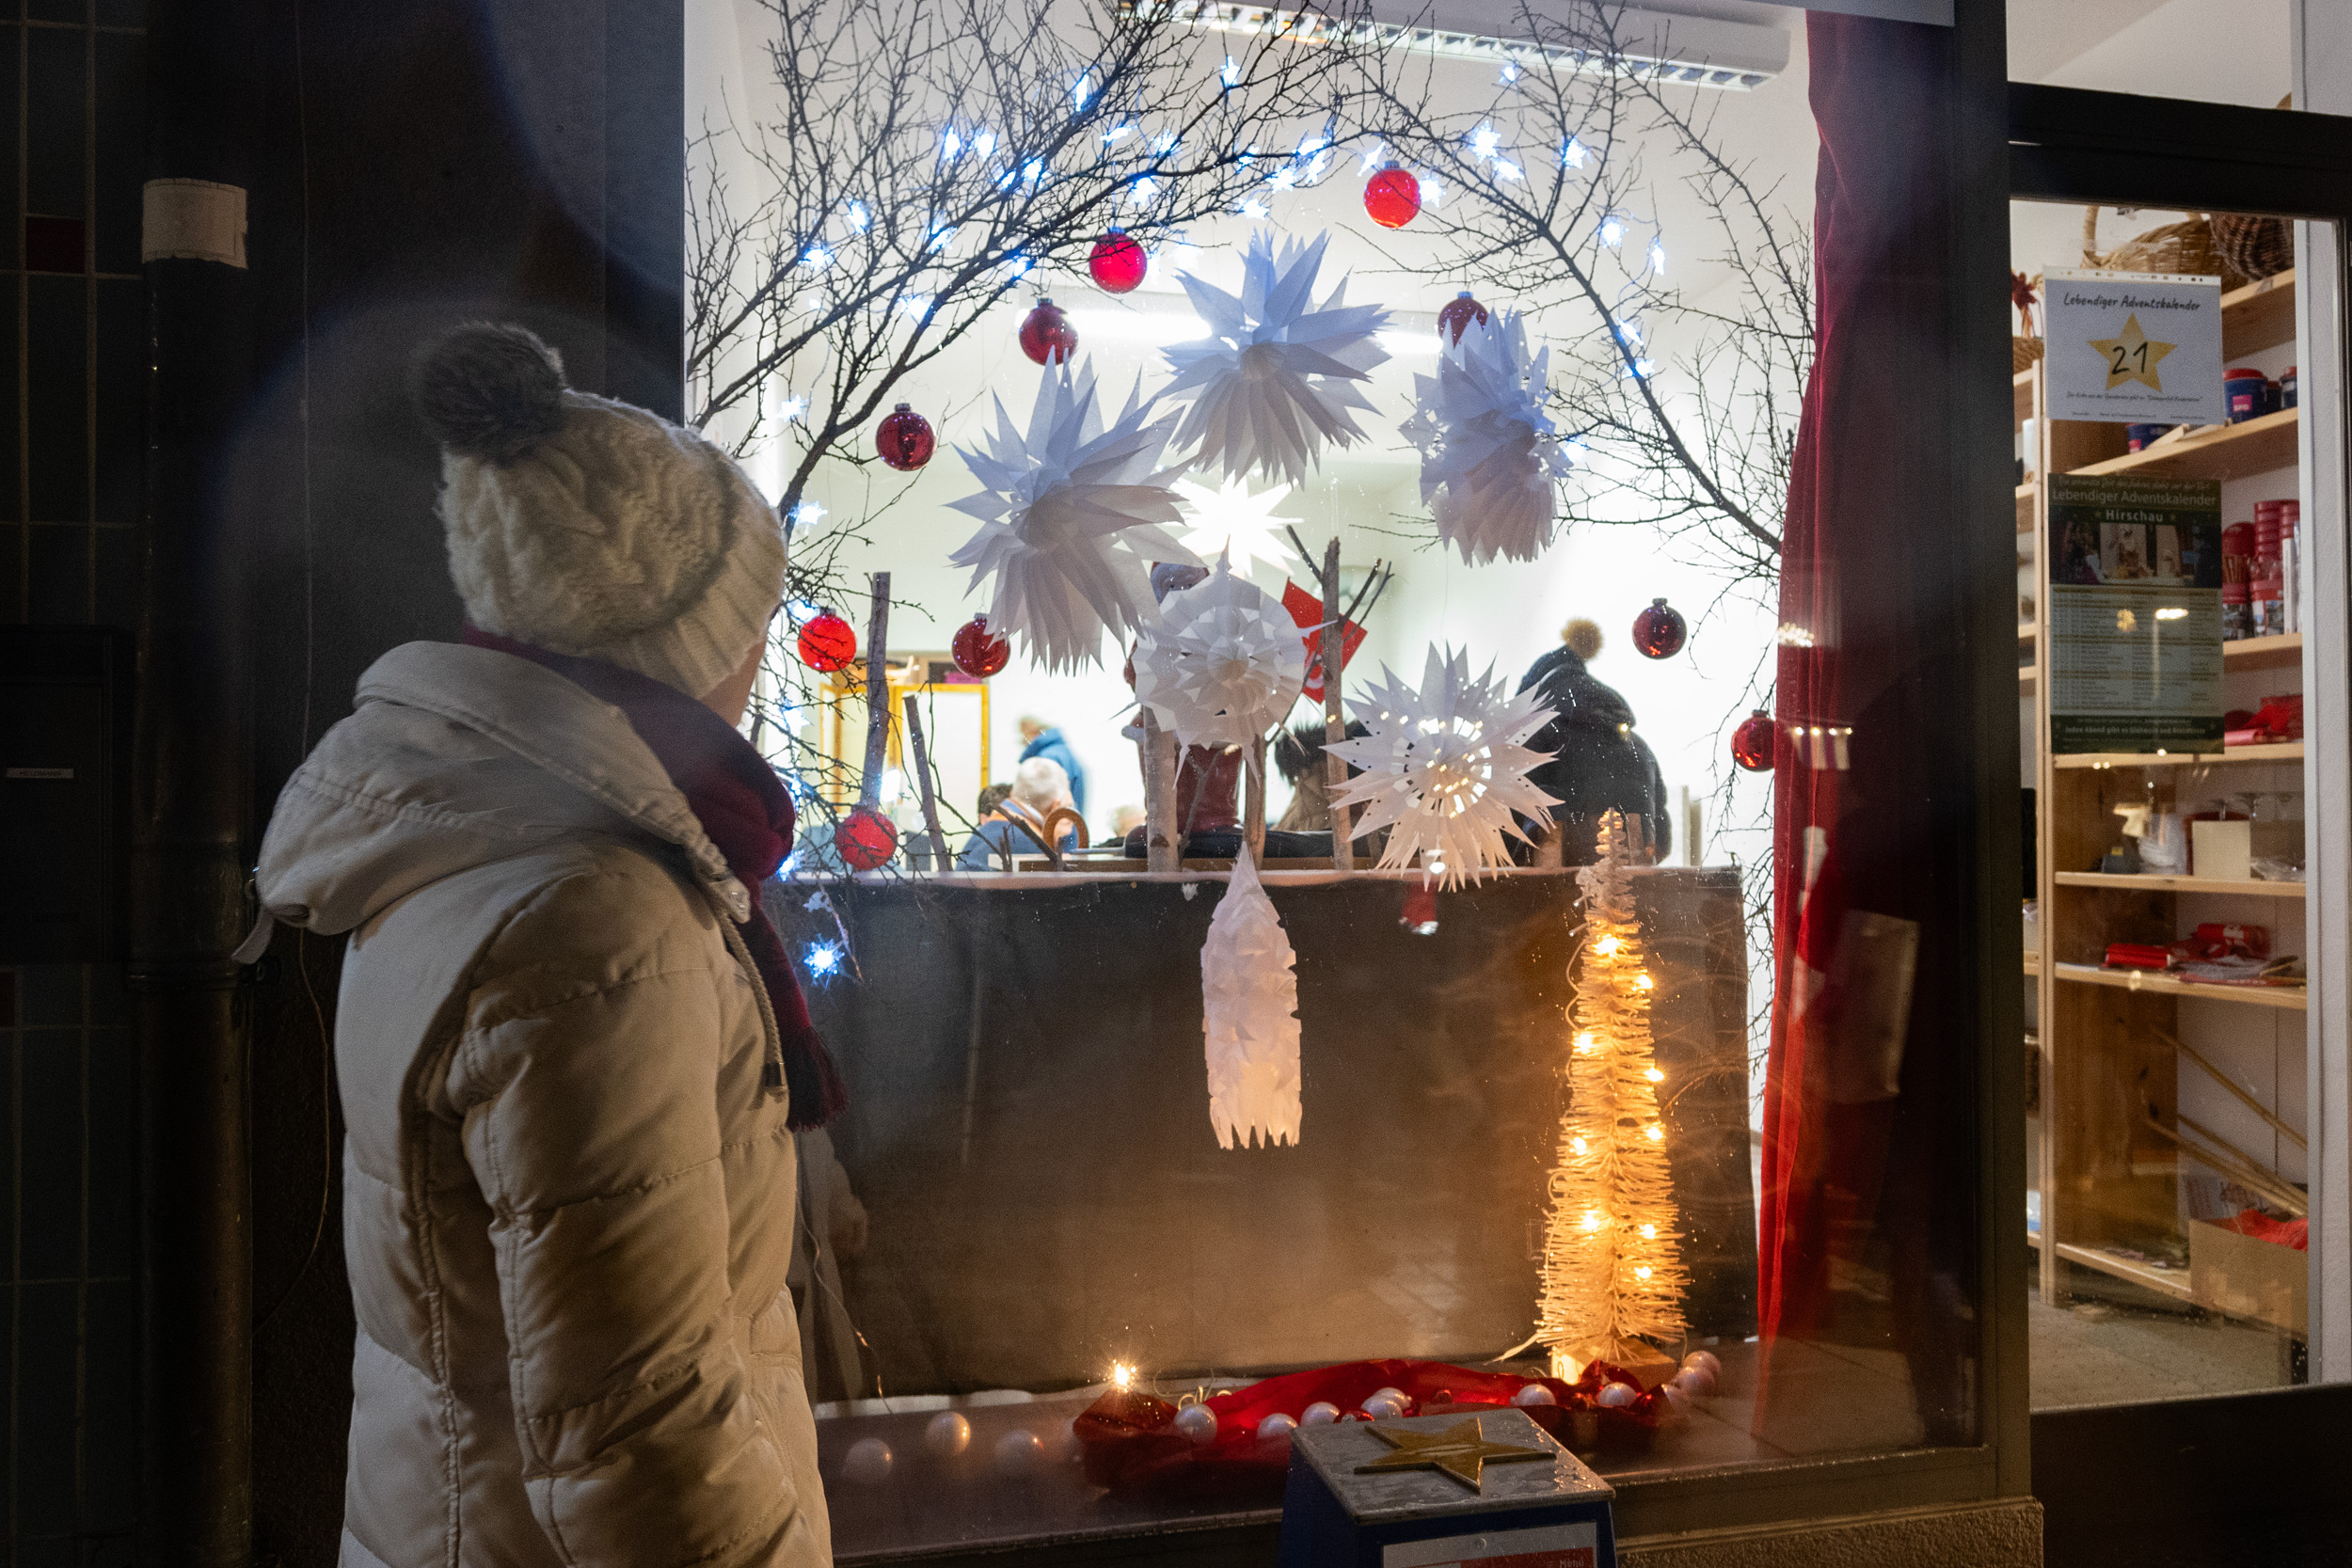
[1399,309,1571,566]
[1327,645,1559,887]
[1161,230,1391,486]
[1200,850,1302,1148]
[1132,557,1306,751]
[946,359,1197,674]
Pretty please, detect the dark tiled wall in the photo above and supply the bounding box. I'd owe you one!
[5,2,149,1561]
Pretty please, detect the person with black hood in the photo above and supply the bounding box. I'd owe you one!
[1517,617,1671,862]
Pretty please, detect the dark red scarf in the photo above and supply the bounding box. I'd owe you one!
[463,627,846,1130]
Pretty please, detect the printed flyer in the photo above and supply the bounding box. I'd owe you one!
[2046,472,2223,754]
[2042,267,2225,426]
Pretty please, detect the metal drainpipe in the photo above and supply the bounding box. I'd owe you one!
[133,0,257,1562]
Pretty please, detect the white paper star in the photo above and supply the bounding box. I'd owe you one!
[1161,230,1391,486]
[1172,476,1303,578]
[1328,645,1559,887]
[947,359,1198,674]
[1133,556,1306,751]
[1201,850,1301,1149]
[1399,310,1571,566]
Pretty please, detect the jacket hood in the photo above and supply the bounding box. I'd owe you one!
[254,641,750,939]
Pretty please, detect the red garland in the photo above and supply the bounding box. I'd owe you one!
[1073,1356,1666,1500]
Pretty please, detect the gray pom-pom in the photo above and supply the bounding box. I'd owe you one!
[412,323,568,463]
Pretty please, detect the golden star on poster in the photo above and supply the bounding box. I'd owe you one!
[2089,312,2177,392]
[1353,1417,1554,1491]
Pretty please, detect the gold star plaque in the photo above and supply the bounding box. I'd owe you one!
[2089,312,2177,391]
[1354,1416,1554,1491]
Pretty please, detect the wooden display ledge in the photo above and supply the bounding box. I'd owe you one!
[2055,872,2304,898]
[2067,407,2297,483]
[2024,949,2041,975]
[2221,267,2296,360]
[2015,480,2037,534]
[2052,961,2308,1010]
[2054,742,2302,768]
[2224,632,2301,672]
[2054,1241,2195,1303]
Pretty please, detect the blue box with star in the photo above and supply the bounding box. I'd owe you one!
[1279,1407,1617,1568]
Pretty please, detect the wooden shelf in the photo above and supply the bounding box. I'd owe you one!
[2068,407,2297,483]
[2054,1241,2195,1303]
[2018,620,2038,642]
[2224,632,2302,672]
[2027,1229,2045,1251]
[2018,665,2036,686]
[2052,961,2309,1010]
[2013,365,2037,427]
[2024,949,2041,975]
[2055,872,2303,898]
[2221,268,2296,360]
[2015,481,2038,534]
[2054,742,2302,768]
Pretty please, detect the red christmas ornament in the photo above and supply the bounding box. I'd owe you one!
[1363,166,1422,230]
[1019,296,1079,365]
[1731,710,1775,773]
[1089,230,1148,293]
[795,610,858,673]
[1436,290,1488,345]
[1400,882,1438,935]
[951,613,1010,678]
[875,404,935,471]
[1630,597,1687,659]
[837,807,899,871]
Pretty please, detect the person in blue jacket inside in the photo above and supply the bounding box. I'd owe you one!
[1017,715,1086,816]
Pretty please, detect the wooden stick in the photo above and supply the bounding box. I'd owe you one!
[900,694,950,872]
[1320,536,1354,871]
[2141,1115,2308,1215]
[1141,708,1179,873]
[2157,1027,2307,1149]
[1245,736,1267,865]
[856,572,892,810]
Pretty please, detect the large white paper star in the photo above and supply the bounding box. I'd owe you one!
[1161,230,1391,486]
[1399,310,1572,565]
[1328,645,1560,886]
[1132,556,1306,751]
[946,358,1198,674]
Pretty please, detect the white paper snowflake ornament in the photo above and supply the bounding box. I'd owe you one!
[947,358,1198,673]
[1132,556,1307,751]
[1328,644,1560,886]
[1161,230,1391,486]
[1200,849,1302,1149]
[1172,475,1303,578]
[1399,310,1573,565]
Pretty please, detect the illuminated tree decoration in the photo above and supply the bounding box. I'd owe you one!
[1160,230,1391,487]
[1536,810,1689,1378]
[946,357,1195,673]
[1327,645,1558,888]
[1399,309,1571,566]
[1200,848,1301,1148]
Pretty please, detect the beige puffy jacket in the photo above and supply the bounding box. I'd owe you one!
[253,641,830,1568]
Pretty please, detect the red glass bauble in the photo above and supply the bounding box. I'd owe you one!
[837,807,899,871]
[1363,166,1422,230]
[951,613,1010,678]
[1019,297,1079,365]
[875,404,935,470]
[1731,709,1775,772]
[1089,230,1148,293]
[796,610,858,673]
[1630,597,1687,659]
[1436,291,1487,345]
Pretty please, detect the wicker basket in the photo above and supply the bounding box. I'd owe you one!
[2012,336,2044,372]
[2212,212,2293,282]
[2082,207,2249,292]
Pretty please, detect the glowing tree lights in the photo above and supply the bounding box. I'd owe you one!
[1536,810,1689,1379]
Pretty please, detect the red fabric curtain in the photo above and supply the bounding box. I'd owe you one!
[1757,13,1972,1441]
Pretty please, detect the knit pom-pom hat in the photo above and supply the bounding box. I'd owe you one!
[411,323,787,699]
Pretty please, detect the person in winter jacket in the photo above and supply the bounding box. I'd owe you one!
[245,324,835,1566]
[1015,715,1087,816]
[1517,618,1671,861]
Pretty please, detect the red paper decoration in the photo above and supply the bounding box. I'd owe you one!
[837,807,899,871]
[1363,166,1422,230]
[1019,297,1078,365]
[796,610,858,673]
[1630,597,1687,659]
[875,404,935,470]
[951,613,1010,678]
[1089,230,1148,293]
[1731,710,1775,772]
[1436,291,1487,345]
